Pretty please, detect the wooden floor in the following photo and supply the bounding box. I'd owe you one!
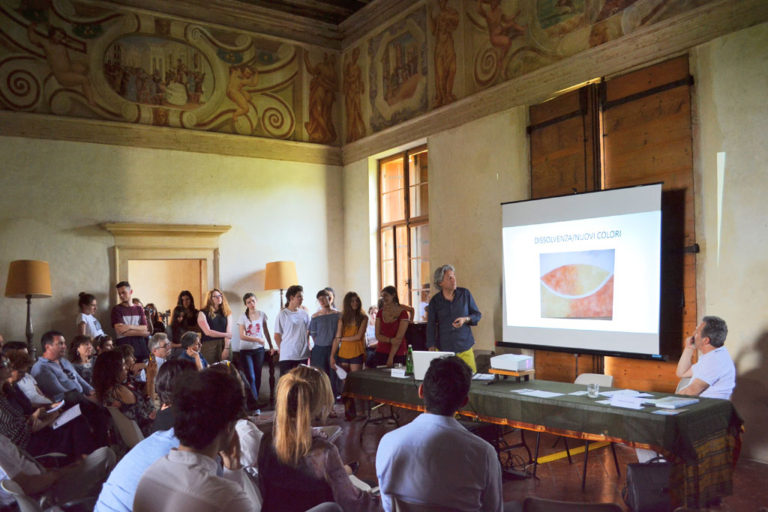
[257,402,768,512]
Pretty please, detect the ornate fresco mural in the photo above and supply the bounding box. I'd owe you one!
[0,0,342,143]
[1,0,717,147]
[367,8,428,133]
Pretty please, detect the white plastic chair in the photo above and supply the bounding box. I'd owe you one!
[0,479,45,512]
[107,406,144,448]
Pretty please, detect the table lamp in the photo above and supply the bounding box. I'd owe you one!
[5,260,52,348]
[264,261,297,309]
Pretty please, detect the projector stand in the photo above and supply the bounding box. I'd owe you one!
[487,368,536,385]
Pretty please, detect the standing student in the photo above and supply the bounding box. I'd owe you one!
[77,292,105,339]
[331,292,367,420]
[111,282,150,361]
[274,285,310,375]
[372,286,409,368]
[237,293,272,404]
[309,289,341,395]
[197,288,232,364]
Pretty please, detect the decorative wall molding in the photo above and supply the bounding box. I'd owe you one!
[339,0,420,50]
[342,0,768,165]
[0,111,343,165]
[102,222,231,290]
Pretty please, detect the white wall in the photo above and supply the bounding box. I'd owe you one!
[691,22,768,462]
[0,136,344,348]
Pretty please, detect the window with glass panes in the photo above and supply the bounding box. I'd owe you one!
[378,146,429,321]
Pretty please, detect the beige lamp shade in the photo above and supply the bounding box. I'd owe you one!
[264,261,297,290]
[5,260,52,298]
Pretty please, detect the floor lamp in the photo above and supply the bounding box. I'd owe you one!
[264,260,298,310]
[5,260,52,351]
[263,260,297,405]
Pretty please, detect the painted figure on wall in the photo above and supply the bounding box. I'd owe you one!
[477,0,526,63]
[343,47,365,143]
[28,23,95,105]
[430,0,458,107]
[304,52,337,144]
[227,64,259,121]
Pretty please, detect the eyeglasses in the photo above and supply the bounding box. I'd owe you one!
[212,294,223,299]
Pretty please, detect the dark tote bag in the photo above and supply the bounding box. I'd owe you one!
[622,456,672,511]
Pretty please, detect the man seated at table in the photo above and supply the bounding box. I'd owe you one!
[676,315,735,399]
[376,356,509,512]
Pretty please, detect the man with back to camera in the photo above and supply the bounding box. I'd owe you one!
[133,368,255,512]
[376,356,508,512]
[111,281,150,361]
[676,315,735,399]
[426,264,482,372]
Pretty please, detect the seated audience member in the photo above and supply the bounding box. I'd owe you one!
[31,331,95,403]
[92,350,156,435]
[133,369,257,511]
[179,331,208,370]
[0,434,115,509]
[146,333,171,402]
[0,353,100,459]
[376,356,504,512]
[7,351,52,407]
[76,292,106,339]
[150,359,197,433]
[258,366,379,512]
[115,344,146,386]
[207,361,263,472]
[95,359,197,512]
[68,334,95,384]
[676,315,736,399]
[95,334,114,355]
[1,341,28,357]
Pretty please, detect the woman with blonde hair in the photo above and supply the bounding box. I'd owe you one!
[197,288,232,364]
[258,366,379,512]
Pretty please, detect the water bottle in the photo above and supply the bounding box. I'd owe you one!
[406,345,414,376]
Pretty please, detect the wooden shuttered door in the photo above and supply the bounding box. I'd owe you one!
[528,85,603,381]
[528,56,696,391]
[601,56,695,392]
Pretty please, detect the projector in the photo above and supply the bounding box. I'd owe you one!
[490,354,533,372]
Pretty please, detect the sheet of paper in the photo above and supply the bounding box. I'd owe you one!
[600,389,640,397]
[53,404,81,429]
[653,409,683,415]
[335,366,348,380]
[472,373,495,381]
[511,389,564,398]
[596,399,612,405]
[568,390,589,396]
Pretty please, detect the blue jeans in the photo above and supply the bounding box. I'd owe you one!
[240,348,265,401]
[310,345,338,396]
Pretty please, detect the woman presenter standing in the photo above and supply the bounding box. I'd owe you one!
[197,288,232,364]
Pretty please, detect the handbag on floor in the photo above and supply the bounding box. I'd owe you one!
[622,456,672,511]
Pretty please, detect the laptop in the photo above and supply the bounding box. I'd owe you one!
[412,350,455,380]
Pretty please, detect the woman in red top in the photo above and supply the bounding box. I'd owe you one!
[373,286,410,367]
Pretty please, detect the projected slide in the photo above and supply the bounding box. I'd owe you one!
[540,249,615,320]
[501,184,662,357]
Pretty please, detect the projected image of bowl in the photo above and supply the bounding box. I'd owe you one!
[540,249,615,320]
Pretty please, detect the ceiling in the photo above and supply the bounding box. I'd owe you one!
[232,0,373,26]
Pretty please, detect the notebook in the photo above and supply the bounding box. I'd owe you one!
[412,350,455,380]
